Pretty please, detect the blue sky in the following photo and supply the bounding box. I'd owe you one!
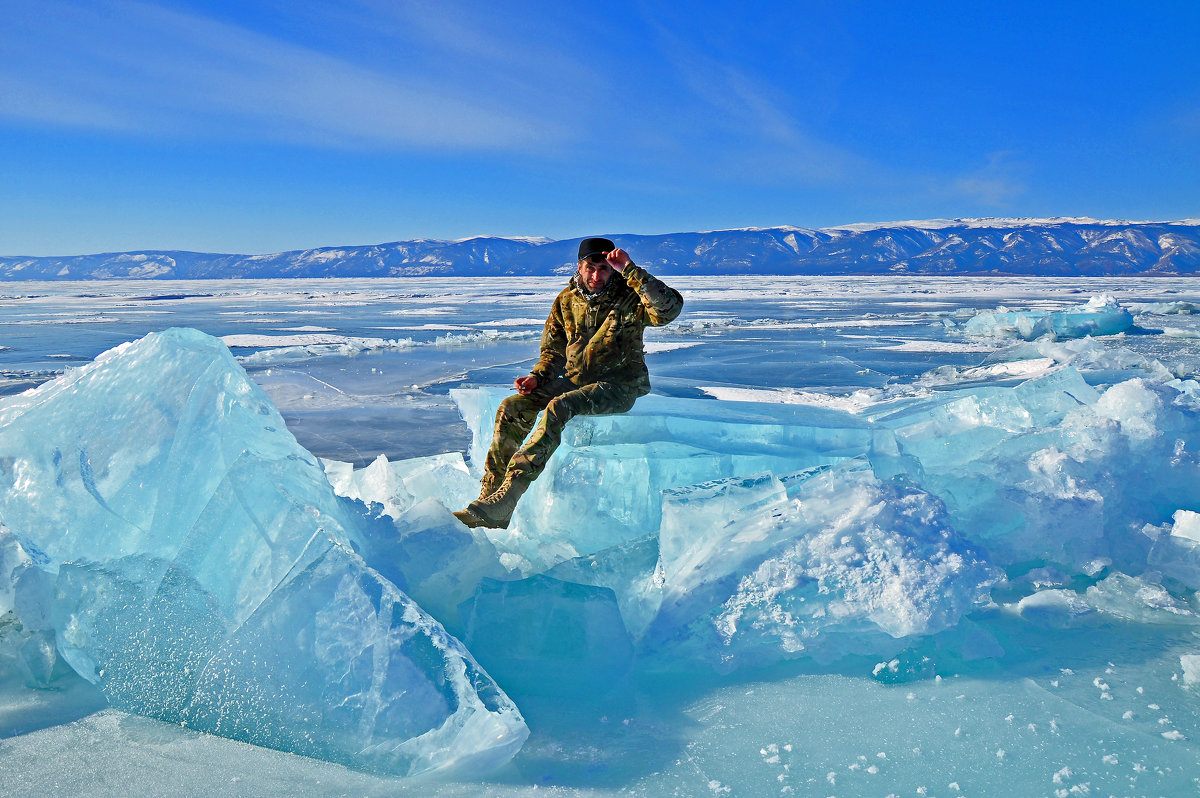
[2,0,1197,256]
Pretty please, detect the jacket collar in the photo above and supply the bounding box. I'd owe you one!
[569,270,625,303]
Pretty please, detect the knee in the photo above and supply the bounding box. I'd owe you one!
[544,395,573,423]
[498,395,524,421]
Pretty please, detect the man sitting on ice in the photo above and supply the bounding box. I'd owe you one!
[454,237,684,529]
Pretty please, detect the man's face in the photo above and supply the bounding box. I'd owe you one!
[577,255,613,292]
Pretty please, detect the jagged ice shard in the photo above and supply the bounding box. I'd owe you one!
[0,328,527,778]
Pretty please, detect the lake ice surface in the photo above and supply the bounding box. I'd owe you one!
[5,275,1200,795]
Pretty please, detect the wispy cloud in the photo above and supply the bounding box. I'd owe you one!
[641,16,869,186]
[0,0,575,152]
[946,151,1028,207]
[1172,102,1200,137]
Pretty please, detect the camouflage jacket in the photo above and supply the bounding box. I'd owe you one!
[530,262,684,394]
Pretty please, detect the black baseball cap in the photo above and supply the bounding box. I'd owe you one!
[577,237,615,261]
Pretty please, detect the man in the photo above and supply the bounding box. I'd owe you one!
[454,237,684,529]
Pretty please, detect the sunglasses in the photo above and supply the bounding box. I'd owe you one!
[583,254,609,265]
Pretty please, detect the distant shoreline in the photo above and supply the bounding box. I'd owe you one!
[4,218,1199,280]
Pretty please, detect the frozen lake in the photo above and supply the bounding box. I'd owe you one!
[5,275,1200,796]
[5,275,1200,465]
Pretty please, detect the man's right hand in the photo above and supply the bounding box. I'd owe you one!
[515,375,538,395]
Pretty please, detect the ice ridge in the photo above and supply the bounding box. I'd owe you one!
[960,294,1134,341]
[436,330,1200,677]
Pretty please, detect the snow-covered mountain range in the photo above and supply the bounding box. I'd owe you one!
[3,218,1199,280]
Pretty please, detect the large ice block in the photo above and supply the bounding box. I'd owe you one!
[451,386,882,570]
[646,463,998,666]
[963,294,1134,341]
[0,329,527,778]
[864,368,1200,571]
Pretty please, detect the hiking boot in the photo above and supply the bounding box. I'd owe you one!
[473,472,501,504]
[453,473,504,527]
[461,471,531,529]
[453,507,486,528]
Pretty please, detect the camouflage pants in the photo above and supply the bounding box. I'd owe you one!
[484,377,640,483]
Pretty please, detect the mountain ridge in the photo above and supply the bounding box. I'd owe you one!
[3,218,1199,280]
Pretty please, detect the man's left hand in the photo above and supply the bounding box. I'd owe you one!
[606,248,632,273]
